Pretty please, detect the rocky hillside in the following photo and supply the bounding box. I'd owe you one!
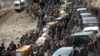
[0,6,37,48]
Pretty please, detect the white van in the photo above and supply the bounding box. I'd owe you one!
[83,26,100,37]
[13,0,28,10]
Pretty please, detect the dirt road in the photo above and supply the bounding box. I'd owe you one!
[0,8,37,49]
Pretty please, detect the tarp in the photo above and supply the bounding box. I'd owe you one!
[55,17,62,21]
[60,4,67,10]
[66,2,72,5]
[61,4,67,8]
[60,11,69,19]
[16,45,31,52]
[41,33,49,38]
[62,13,69,18]
[47,22,57,26]
[36,37,46,46]
[60,10,66,14]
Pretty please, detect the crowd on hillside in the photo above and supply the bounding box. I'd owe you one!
[0,0,100,56]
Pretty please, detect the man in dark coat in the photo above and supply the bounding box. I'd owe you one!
[88,40,95,56]
[0,43,5,56]
[79,44,88,56]
[7,41,16,52]
[70,46,80,56]
[10,41,16,50]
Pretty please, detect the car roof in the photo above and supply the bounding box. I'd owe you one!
[77,8,87,11]
[82,17,97,20]
[82,17,97,23]
[80,13,91,16]
[58,47,73,50]
[52,47,73,56]
[83,26,99,31]
[71,32,93,36]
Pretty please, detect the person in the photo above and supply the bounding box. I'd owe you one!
[79,44,88,56]
[70,46,80,56]
[16,44,21,48]
[20,35,25,44]
[44,50,49,56]
[0,43,5,56]
[97,36,100,55]
[39,0,45,9]
[37,49,44,56]
[7,44,13,52]
[98,36,100,42]
[72,38,81,47]
[9,41,16,50]
[30,46,38,56]
[7,41,16,56]
[88,40,95,56]
[5,51,12,56]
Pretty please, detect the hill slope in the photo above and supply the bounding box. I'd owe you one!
[0,8,37,48]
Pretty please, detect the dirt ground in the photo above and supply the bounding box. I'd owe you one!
[0,7,37,49]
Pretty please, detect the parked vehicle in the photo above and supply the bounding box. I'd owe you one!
[82,17,98,27]
[83,26,100,37]
[52,47,73,56]
[80,13,92,18]
[71,32,96,47]
[83,26,100,55]
[77,8,88,13]
[13,0,28,11]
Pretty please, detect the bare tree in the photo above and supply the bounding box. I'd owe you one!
[25,0,40,18]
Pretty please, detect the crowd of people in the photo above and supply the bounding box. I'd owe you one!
[0,0,100,56]
[0,41,18,56]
